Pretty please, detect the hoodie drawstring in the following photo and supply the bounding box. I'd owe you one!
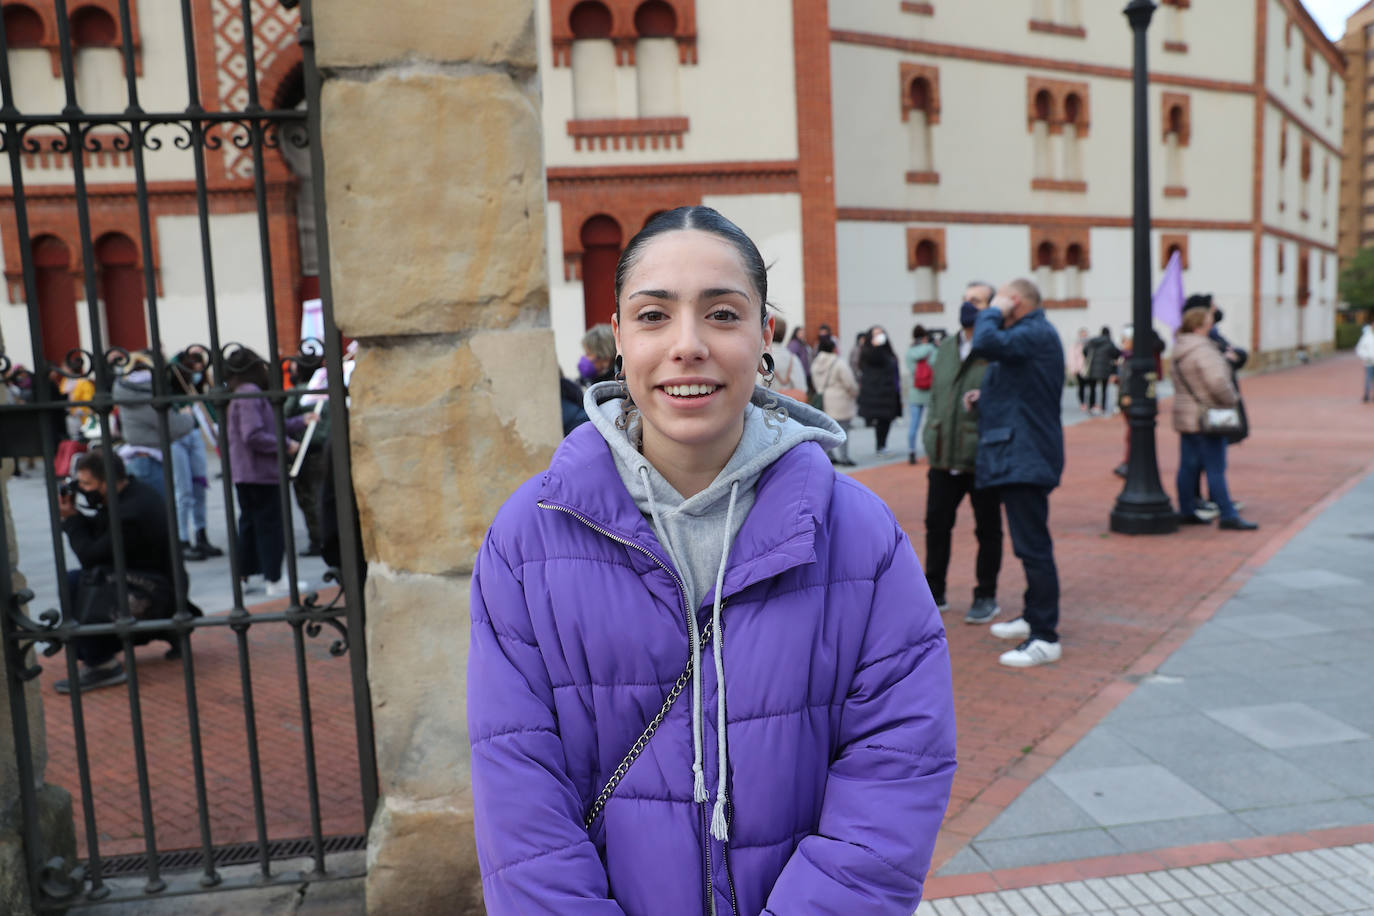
[640,467,740,841]
[709,480,739,842]
[639,466,709,804]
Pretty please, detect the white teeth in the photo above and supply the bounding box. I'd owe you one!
[665,384,716,397]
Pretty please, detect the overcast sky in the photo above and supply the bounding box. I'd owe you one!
[1306,0,1366,39]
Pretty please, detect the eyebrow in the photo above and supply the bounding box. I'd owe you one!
[628,289,677,301]
[627,288,750,302]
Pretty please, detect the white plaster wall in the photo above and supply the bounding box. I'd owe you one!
[545,199,595,378]
[702,192,805,334]
[154,212,271,356]
[1264,0,1343,153]
[539,0,798,167]
[1,0,230,188]
[828,0,1251,83]
[832,45,1250,220]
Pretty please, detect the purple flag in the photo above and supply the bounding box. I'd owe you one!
[1152,249,1185,334]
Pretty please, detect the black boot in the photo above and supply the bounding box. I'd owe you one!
[181,539,207,562]
[196,529,224,558]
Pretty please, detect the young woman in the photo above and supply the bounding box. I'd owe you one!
[468,207,956,915]
[223,348,302,597]
[857,325,902,454]
[903,324,937,464]
[809,335,859,467]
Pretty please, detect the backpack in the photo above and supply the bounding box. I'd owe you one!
[913,356,933,391]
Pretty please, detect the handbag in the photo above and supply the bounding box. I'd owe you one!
[74,566,172,625]
[1173,356,1244,437]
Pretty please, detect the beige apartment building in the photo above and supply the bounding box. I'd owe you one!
[1339,1,1374,267]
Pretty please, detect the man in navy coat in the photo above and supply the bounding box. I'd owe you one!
[966,278,1066,668]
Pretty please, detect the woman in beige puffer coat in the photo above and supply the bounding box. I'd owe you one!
[1171,307,1256,529]
[811,336,860,466]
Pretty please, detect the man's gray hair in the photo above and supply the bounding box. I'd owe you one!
[1008,278,1041,311]
[966,280,996,300]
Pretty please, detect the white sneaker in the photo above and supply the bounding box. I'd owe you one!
[264,578,307,598]
[241,575,265,595]
[989,618,1030,641]
[999,638,1062,668]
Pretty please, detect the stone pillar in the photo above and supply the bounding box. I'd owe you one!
[0,374,77,915]
[313,4,557,914]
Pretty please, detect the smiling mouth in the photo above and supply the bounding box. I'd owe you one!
[661,383,720,398]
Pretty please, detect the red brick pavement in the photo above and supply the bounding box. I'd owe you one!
[38,593,365,859]
[851,352,1374,870]
[31,354,1374,867]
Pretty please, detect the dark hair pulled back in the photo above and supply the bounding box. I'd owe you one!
[613,206,769,325]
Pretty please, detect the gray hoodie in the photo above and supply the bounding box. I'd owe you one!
[584,380,844,840]
[114,369,194,447]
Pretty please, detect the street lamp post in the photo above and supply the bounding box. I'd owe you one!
[1110,0,1178,535]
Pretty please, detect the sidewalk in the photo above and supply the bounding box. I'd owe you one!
[847,352,1374,909]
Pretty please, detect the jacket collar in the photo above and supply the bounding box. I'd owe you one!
[537,421,834,603]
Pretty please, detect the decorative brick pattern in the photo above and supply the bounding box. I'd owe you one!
[1028,20,1085,39]
[566,116,690,151]
[899,1,933,15]
[793,0,839,337]
[211,0,301,179]
[1161,91,1191,144]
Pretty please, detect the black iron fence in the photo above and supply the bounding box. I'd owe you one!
[0,0,376,908]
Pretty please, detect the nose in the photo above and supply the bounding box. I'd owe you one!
[667,314,709,363]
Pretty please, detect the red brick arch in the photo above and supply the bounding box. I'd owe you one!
[899,62,940,124]
[551,0,698,66]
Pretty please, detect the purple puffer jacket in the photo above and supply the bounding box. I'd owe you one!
[468,423,956,915]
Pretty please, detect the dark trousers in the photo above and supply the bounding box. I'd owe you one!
[1086,379,1109,410]
[1075,374,1089,406]
[924,469,1002,602]
[292,447,327,546]
[997,484,1060,643]
[63,568,181,669]
[872,418,893,450]
[236,482,285,582]
[1178,433,1237,521]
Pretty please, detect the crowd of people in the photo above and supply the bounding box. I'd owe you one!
[3,345,342,693]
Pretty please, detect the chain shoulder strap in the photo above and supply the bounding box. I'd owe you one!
[583,619,712,829]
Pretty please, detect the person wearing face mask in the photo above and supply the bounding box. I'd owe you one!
[467,206,956,915]
[922,285,1002,625]
[857,325,903,455]
[167,347,224,561]
[966,279,1066,668]
[54,450,194,693]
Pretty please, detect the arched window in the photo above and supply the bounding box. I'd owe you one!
[70,5,122,112]
[906,228,944,312]
[1161,0,1186,47]
[580,215,622,331]
[1165,104,1185,191]
[3,4,44,46]
[1064,243,1084,300]
[1062,92,1084,181]
[33,234,79,365]
[1031,89,1053,180]
[913,238,937,304]
[1299,139,1312,219]
[907,77,934,175]
[1277,123,1288,212]
[1035,240,1056,299]
[570,1,617,120]
[95,232,147,351]
[1296,248,1310,307]
[634,0,679,117]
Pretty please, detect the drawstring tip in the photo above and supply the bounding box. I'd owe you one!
[710,796,729,842]
[693,768,707,804]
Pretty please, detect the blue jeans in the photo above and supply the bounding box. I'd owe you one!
[906,403,926,455]
[171,427,208,539]
[1177,433,1237,521]
[998,484,1059,643]
[1364,364,1374,401]
[124,454,166,499]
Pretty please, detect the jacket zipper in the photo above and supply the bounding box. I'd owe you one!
[724,797,739,916]
[538,500,718,915]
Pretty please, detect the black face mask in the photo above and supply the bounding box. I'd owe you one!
[1212,307,1224,324]
[79,486,103,509]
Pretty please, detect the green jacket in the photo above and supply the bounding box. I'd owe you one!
[922,333,988,473]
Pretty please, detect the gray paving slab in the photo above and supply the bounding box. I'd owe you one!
[1204,701,1369,750]
[949,468,1374,881]
[1047,765,1225,826]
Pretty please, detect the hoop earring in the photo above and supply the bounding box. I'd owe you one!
[759,352,775,388]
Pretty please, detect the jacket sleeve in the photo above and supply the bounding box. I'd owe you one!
[839,361,860,397]
[764,525,957,915]
[240,400,281,455]
[467,533,627,915]
[970,308,1036,364]
[62,513,112,569]
[1192,348,1238,408]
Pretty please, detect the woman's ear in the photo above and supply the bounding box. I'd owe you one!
[762,314,776,351]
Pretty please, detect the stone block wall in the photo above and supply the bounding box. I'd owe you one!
[313,2,558,913]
